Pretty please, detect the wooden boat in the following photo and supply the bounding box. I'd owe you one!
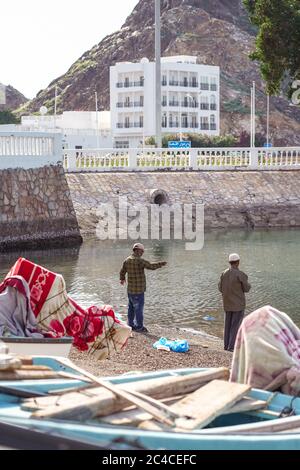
[0,356,299,450]
[0,337,73,358]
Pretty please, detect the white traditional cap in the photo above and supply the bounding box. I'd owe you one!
[229,253,240,262]
[133,243,145,251]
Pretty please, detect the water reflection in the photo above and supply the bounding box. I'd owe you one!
[0,229,300,338]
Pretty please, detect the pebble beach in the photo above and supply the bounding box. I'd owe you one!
[70,325,232,377]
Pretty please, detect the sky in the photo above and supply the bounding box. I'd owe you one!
[0,0,139,98]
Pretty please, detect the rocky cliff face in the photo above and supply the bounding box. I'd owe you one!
[0,84,28,111]
[20,0,300,145]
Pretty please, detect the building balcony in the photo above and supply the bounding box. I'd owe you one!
[200,83,210,90]
[168,123,199,129]
[200,104,210,110]
[116,80,144,88]
[210,123,217,130]
[181,102,199,108]
[210,104,217,110]
[169,101,180,107]
[200,123,210,130]
[116,122,144,129]
[116,101,144,108]
[169,80,199,88]
[210,84,218,91]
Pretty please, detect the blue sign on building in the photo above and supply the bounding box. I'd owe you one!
[168,141,192,149]
[264,143,272,148]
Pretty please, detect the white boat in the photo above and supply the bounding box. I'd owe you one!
[0,336,73,357]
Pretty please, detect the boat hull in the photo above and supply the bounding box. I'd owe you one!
[0,361,299,450]
[0,337,73,357]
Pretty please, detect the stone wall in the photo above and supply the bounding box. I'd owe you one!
[0,165,82,251]
[66,171,300,233]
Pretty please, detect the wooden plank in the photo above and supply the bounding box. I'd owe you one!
[223,398,267,415]
[174,380,250,430]
[140,380,251,431]
[19,356,34,366]
[0,370,61,381]
[31,368,230,422]
[0,356,22,371]
[33,361,181,427]
[99,396,185,427]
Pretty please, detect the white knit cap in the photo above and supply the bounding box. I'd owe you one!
[133,243,145,251]
[229,253,240,262]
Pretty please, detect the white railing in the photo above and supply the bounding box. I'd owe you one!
[0,132,62,169]
[63,147,300,172]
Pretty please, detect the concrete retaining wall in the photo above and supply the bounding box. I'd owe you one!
[66,171,300,233]
[0,165,82,251]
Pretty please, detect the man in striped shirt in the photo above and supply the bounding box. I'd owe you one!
[120,243,167,333]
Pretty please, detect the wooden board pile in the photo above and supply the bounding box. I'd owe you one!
[1,354,300,434]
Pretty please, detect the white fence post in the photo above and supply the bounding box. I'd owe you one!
[53,133,62,164]
[68,151,77,171]
[128,149,138,169]
[250,148,259,169]
[189,149,198,170]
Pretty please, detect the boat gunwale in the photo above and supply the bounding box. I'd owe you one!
[0,337,73,344]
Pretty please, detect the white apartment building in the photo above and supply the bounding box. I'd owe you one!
[110,56,220,148]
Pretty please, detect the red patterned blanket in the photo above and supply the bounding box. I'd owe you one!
[5,258,131,359]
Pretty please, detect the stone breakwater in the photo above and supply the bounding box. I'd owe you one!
[0,165,82,251]
[66,171,300,234]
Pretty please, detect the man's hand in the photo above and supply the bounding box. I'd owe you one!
[120,280,126,286]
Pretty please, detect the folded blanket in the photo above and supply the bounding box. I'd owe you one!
[4,258,131,359]
[230,305,300,395]
[0,276,43,338]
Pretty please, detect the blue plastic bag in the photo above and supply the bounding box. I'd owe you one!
[153,337,189,353]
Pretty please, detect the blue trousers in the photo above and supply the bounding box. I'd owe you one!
[128,293,145,330]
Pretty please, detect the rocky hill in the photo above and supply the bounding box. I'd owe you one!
[19,0,300,145]
[0,84,28,111]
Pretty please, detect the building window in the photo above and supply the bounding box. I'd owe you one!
[162,114,167,128]
[211,77,217,91]
[200,116,209,130]
[125,117,130,128]
[191,76,198,87]
[200,96,209,110]
[115,141,129,148]
[200,77,209,90]
[191,116,198,128]
[210,114,217,130]
[162,75,167,86]
[210,95,217,110]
